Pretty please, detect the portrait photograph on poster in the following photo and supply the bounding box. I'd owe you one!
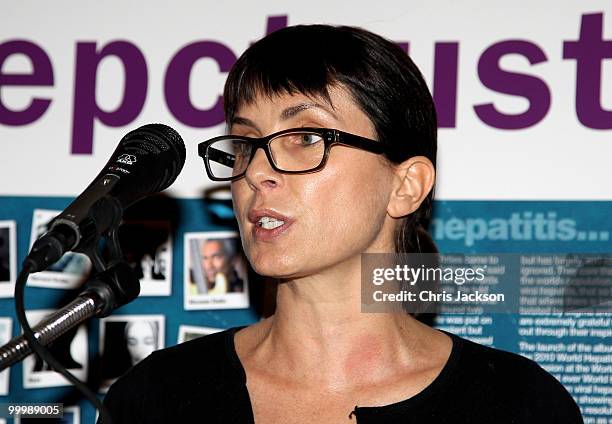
[22,310,88,389]
[14,405,80,424]
[27,209,92,289]
[0,221,16,298]
[0,317,12,395]
[177,325,223,344]
[116,221,173,296]
[99,314,165,391]
[183,231,249,310]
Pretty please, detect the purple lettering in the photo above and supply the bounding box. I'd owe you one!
[164,42,236,127]
[0,40,53,125]
[266,15,288,35]
[72,41,147,154]
[397,42,410,54]
[432,42,459,128]
[474,40,551,129]
[563,13,612,129]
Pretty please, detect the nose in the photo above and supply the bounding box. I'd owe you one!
[243,145,280,190]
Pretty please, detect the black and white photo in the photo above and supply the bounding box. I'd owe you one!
[27,210,92,289]
[99,314,165,390]
[0,317,11,395]
[117,221,173,296]
[0,221,16,298]
[23,310,88,389]
[177,325,223,344]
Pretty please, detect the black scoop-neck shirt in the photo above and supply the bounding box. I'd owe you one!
[101,326,584,423]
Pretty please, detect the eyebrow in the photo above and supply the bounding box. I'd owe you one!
[280,102,338,120]
[231,102,338,131]
[231,116,258,129]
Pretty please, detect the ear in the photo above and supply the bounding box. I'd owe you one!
[387,156,435,218]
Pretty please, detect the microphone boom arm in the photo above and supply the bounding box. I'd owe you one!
[0,262,140,372]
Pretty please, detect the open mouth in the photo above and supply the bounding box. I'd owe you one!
[248,208,294,241]
[257,216,285,230]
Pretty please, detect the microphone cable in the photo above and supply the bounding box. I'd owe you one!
[14,262,115,424]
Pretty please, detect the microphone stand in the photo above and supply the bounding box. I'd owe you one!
[0,262,140,371]
[6,253,140,424]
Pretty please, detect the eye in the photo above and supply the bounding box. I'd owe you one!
[297,133,322,146]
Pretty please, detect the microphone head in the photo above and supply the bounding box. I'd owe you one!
[105,124,186,208]
[36,124,186,265]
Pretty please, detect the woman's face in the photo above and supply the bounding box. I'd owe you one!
[230,85,396,279]
[126,321,157,365]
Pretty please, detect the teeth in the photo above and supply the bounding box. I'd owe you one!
[258,216,285,229]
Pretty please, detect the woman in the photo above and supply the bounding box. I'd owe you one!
[125,320,159,366]
[102,25,583,423]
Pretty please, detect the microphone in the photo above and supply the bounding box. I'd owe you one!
[25,124,186,272]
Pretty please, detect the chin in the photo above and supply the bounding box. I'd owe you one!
[250,261,295,279]
[248,250,303,278]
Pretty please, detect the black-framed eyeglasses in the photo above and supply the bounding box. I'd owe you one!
[198,127,386,181]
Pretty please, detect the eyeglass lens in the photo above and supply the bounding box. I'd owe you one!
[206,132,325,179]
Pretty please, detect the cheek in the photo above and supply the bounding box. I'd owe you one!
[231,183,253,254]
[307,159,389,245]
[289,156,390,276]
[231,183,249,229]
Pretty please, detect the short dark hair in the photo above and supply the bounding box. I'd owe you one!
[224,24,438,254]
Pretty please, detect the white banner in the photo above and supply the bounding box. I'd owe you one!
[1,0,611,199]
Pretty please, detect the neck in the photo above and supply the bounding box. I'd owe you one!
[248,253,431,391]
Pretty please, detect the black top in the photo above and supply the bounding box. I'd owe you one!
[101,326,584,423]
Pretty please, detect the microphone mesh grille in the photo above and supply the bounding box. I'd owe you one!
[123,124,186,190]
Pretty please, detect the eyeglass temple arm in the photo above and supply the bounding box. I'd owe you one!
[207,147,236,167]
[336,132,386,154]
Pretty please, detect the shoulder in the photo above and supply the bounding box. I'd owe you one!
[454,334,561,388]
[146,327,234,369]
[117,326,237,385]
[102,327,245,424]
[445,332,583,423]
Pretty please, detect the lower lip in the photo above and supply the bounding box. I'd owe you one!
[252,220,293,241]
